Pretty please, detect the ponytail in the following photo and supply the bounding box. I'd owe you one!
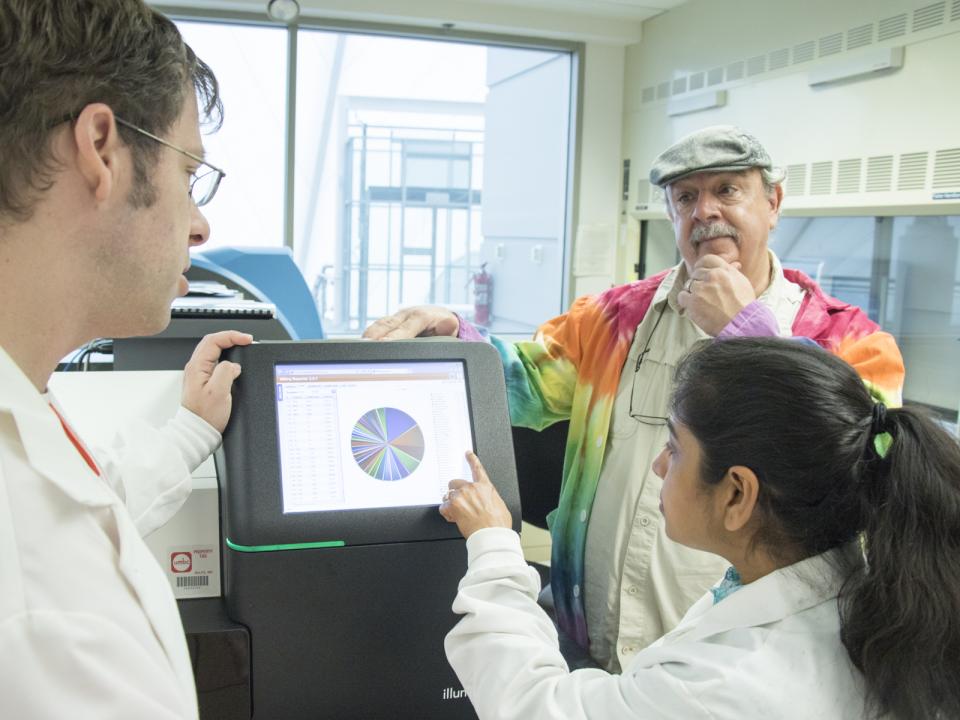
[840,406,960,720]
[670,338,960,720]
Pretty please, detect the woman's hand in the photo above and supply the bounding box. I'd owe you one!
[439,452,513,539]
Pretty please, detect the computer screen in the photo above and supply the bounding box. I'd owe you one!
[275,360,474,514]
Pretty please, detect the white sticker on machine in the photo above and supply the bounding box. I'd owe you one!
[166,546,218,595]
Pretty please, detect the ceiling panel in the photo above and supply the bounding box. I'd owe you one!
[463,0,689,21]
[159,0,690,43]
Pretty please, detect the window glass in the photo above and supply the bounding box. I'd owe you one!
[640,214,960,430]
[774,216,960,429]
[773,217,876,314]
[294,32,572,335]
[640,219,679,276]
[171,19,573,338]
[175,21,287,249]
[888,216,960,424]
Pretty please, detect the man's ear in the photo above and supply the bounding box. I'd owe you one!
[72,103,123,204]
[720,465,760,533]
[767,182,784,229]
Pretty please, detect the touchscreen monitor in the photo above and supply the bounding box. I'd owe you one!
[275,360,474,514]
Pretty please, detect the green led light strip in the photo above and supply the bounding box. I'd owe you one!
[225,538,345,553]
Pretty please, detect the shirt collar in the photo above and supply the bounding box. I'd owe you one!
[665,544,857,645]
[0,345,115,508]
[0,345,48,414]
[710,566,744,604]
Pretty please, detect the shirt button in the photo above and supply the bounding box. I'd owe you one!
[595,436,602,448]
[621,645,634,655]
[573,584,580,598]
[639,516,650,527]
[579,509,587,523]
[627,585,638,595]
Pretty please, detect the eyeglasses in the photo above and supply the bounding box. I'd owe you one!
[628,301,669,426]
[114,116,225,207]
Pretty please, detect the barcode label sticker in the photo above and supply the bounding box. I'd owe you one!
[176,575,210,588]
[166,546,217,596]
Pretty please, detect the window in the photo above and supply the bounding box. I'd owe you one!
[638,214,960,432]
[175,16,576,337]
[774,216,960,427]
[176,21,287,249]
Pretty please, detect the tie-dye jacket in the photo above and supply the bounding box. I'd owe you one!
[478,267,905,646]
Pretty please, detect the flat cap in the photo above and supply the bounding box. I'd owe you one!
[649,125,779,187]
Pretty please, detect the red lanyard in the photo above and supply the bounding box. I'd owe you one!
[49,405,101,477]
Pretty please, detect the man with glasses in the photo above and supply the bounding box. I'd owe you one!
[0,1,247,716]
[364,126,905,672]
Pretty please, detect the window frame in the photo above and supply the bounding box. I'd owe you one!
[154,3,584,315]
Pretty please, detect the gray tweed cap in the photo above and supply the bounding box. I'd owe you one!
[649,125,780,187]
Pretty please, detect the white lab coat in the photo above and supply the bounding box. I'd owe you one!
[446,528,868,720]
[0,347,220,719]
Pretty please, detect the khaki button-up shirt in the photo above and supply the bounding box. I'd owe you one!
[584,252,804,672]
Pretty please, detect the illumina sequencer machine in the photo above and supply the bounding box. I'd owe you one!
[218,339,520,719]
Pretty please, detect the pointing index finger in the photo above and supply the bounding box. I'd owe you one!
[466,451,491,484]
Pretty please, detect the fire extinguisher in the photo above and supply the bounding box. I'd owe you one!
[471,262,492,326]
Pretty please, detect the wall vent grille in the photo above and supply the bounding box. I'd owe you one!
[810,162,833,195]
[847,23,874,49]
[897,152,928,190]
[866,156,894,192]
[747,54,767,76]
[786,164,807,196]
[769,47,790,70]
[793,40,816,64]
[643,5,956,106]
[933,148,960,188]
[837,159,862,193]
[878,13,908,40]
[913,2,946,31]
[819,33,844,57]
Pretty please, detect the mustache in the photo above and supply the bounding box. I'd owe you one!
[691,222,739,245]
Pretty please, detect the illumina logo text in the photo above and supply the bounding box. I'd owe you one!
[442,687,467,701]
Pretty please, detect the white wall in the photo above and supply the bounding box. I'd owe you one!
[573,42,628,296]
[481,49,571,328]
[623,0,960,225]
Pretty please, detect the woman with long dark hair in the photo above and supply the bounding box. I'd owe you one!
[441,337,960,719]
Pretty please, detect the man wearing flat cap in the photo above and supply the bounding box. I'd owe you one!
[364,126,905,671]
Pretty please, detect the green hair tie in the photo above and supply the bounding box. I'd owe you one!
[873,431,892,459]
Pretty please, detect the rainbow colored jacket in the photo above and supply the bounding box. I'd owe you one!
[487,267,905,646]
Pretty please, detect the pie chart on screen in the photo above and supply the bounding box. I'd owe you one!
[351,407,425,481]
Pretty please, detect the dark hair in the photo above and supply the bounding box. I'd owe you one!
[0,0,222,219]
[670,337,960,720]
